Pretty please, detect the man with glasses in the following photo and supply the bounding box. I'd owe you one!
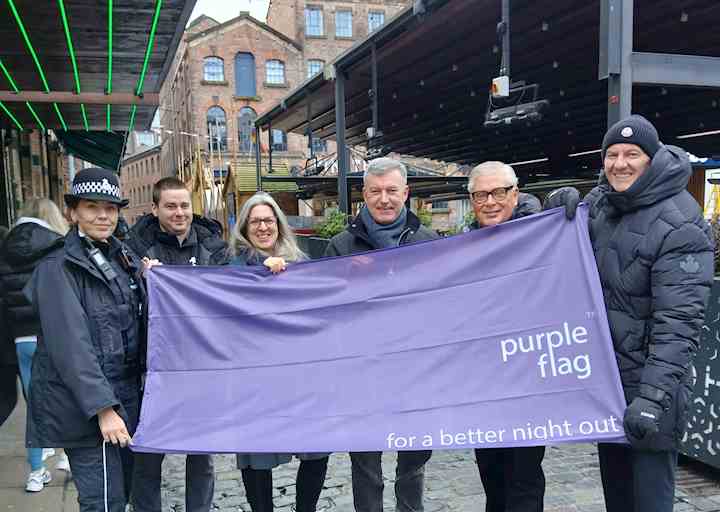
[466,161,545,512]
[126,177,231,512]
[324,157,438,512]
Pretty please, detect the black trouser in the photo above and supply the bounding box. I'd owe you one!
[241,457,329,512]
[474,446,545,512]
[66,443,135,512]
[350,450,432,512]
[132,453,215,512]
[598,443,677,512]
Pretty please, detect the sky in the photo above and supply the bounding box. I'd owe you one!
[189,0,270,24]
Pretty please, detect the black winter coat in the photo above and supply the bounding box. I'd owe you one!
[324,210,438,256]
[24,228,146,448]
[126,214,231,266]
[0,220,64,341]
[585,145,714,449]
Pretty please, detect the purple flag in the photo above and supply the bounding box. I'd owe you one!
[132,206,627,453]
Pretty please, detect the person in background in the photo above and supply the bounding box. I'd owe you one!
[324,157,437,512]
[545,115,714,512]
[0,198,70,491]
[463,161,545,512]
[24,168,146,511]
[230,191,330,512]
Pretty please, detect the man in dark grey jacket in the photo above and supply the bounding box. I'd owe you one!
[546,115,714,512]
[466,161,545,512]
[324,157,436,512]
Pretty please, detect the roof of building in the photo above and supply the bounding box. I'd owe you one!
[256,0,720,180]
[121,143,162,166]
[186,12,302,51]
[187,14,220,29]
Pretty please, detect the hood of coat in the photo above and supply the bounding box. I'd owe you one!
[605,144,691,213]
[2,220,64,266]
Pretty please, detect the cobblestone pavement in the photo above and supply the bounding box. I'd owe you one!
[159,444,720,511]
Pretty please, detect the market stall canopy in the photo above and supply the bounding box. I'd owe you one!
[0,0,195,163]
[257,0,720,180]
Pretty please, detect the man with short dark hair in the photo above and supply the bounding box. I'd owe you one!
[127,177,230,512]
[545,115,714,512]
[324,157,437,512]
[466,161,546,512]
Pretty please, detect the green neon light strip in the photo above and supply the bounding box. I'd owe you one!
[53,103,68,131]
[0,60,20,93]
[7,0,51,93]
[128,105,137,132]
[0,101,23,130]
[80,103,89,131]
[135,0,163,95]
[107,0,113,93]
[25,102,45,132]
[106,104,111,131]
[57,0,81,94]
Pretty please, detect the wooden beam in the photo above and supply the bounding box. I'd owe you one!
[0,91,159,106]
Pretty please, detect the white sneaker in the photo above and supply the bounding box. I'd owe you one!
[41,448,55,461]
[26,467,51,492]
[55,453,71,473]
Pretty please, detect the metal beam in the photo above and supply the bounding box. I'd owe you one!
[632,52,720,88]
[0,91,159,106]
[600,0,633,127]
[334,68,349,214]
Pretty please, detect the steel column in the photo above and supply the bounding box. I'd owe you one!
[600,0,633,127]
[255,126,262,191]
[334,67,349,214]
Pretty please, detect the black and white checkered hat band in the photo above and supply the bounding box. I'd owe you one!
[72,178,121,199]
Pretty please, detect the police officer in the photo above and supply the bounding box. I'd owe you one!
[25,168,146,512]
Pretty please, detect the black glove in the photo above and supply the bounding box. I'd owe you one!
[623,397,664,450]
[543,187,580,220]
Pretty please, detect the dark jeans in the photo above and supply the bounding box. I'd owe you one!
[66,443,134,512]
[474,446,545,512]
[350,450,432,512]
[241,457,329,512]
[132,453,214,512]
[598,443,678,512]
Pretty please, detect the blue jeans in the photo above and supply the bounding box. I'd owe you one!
[350,451,432,512]
[16,342,42,471]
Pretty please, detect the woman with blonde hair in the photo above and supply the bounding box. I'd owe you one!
[0,198,69,491]
[230,192,329,512]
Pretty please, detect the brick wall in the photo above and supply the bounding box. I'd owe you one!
[119,147,163,224]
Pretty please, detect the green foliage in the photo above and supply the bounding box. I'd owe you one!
[417,208,432,228]
[462,210,475,229]
[315,210,348,239]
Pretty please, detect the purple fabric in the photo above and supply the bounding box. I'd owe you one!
[132,206,627,454]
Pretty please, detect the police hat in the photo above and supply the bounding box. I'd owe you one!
[64,167,129,207]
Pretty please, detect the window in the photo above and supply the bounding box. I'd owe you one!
[203,57,225,82]
[265,60,285,85]
[368,11,385,32]
[234,53,256,97]
[335,10,352,37]
[311,137,327,154]
[432,200,449,210]
[307,59,324,78]
[271,129,287,152]
[238,107,257,153]
[305,7,323,36]
[137,131,154,147]
[207,106,227,151]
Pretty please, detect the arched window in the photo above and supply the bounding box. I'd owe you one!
[307,59,324,78]
[271,129,287,152]
[207,106,227,151]
[238,107,257,153]
[265,60,285,85]
[203,57,224,82]
[235,53,256,97]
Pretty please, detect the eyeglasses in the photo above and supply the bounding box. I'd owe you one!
[248,217,276,228]
[470,185,515,204]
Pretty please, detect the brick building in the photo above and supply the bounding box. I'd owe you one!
[158,1,407,218]
[119,133,163,224]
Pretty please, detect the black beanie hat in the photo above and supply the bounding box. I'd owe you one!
[601,114,661,159]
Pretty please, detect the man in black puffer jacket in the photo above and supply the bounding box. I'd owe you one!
[465,161,545,512]
[545,115,714,512]
[126,177,231,512]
